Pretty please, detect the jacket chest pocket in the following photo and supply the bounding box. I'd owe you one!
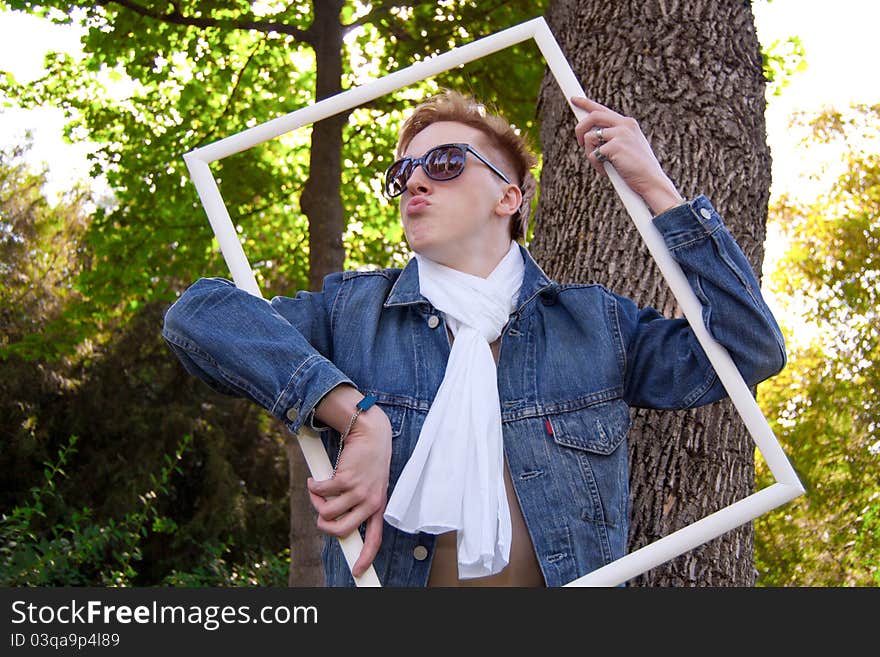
[372,400,412,485]
[547,399,631,456]
[544,399,632,532]
[375,400,406,440]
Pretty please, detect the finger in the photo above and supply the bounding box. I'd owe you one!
[585,144,610,177]
[307,487,327,514]
[316,514,358,538]
[307,475,345,499]
[572,95,625,118]
[586,125,617,148]
[571,96,604,112]
[573,106,600,145]
[309,490,360,532]
[575,108,622,133]
[572,95,623,119]
[352,508,385,577]
[314,490,359,521]
[572,96,595,145]
[308,480,361,520]
[575,113,623,147]
[572,97,598,145]
[316,504,369,538]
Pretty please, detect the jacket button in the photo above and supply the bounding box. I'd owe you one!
[700,207,712,220]
[413,545,429,561]
[427,315,440,329]
[286,407,298,421]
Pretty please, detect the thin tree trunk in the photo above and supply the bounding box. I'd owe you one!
[533,0,772,586]
[288,0,348,586]
[286,433,324,586]
[300,0,347,291]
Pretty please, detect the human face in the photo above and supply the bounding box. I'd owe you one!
[397,121,515,271]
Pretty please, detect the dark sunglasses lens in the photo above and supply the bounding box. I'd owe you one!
[425,146,465,180]
[386,159,412,196]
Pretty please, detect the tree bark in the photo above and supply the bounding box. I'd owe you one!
[300,0,348,292]
[533,0,772,586]
[288,0,347,586]
[286,432,324,586]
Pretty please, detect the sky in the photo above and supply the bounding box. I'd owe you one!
[753,0,880,197]
[0,10,90,197]
[748,0,879,322]
[1,0,878,287]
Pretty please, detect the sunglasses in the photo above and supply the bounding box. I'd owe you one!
[384,142,511,198]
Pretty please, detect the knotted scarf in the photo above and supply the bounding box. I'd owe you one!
[383,241,524,578]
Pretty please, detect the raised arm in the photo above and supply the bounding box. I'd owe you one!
[569,96,785,408]
[614,197,786,409]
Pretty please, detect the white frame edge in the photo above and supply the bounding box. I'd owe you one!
[182,16,803,588]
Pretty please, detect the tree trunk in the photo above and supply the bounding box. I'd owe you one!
[288,0,347,586]
[533,0,772,586]
[300,0,347,292]
[286,432,325,586]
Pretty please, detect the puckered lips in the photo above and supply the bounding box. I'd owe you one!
[405,196,430,216]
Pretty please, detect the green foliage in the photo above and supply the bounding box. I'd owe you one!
[756,104,880,586]
[762,35,807,97]
[0,431,288,587]
[0,142,293,585]
[0,137,91,360]
[0,300,294,586]
[161,542,289,587]
[0,434,190,585]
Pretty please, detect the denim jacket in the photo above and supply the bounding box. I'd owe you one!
[162,195,786,587]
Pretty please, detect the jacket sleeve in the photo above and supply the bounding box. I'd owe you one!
[617,195,786,410]
[161,273,353,434]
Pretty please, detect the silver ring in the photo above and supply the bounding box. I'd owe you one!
[595,127,605,145]
[593,147,608,163]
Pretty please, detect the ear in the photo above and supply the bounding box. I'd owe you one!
[494,184,523,218]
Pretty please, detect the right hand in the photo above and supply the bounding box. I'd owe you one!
[307,394,392,578]
[571,96,683,215]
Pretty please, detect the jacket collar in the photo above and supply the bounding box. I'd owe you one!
[383,244,555,314]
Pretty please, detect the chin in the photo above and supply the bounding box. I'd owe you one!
[405,231,436,256]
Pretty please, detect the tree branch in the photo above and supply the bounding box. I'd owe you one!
[197,38,266,147]
[101,0,314,45]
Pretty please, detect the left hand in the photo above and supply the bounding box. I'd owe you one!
[572,96,684,215]
[307,388,392,579]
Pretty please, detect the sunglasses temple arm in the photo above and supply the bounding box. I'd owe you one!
[471,149,511,184]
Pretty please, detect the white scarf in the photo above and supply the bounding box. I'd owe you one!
[383,241,525,578]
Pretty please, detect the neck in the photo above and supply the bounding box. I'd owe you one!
[427,239,514,278]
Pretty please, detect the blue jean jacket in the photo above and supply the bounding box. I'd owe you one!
[162,196,786,587]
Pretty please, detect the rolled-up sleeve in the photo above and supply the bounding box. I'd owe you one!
[162,274,353,434]
[618,195,786,409]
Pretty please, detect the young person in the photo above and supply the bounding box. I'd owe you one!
[162,91,786,587]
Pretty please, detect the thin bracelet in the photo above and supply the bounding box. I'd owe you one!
[331,393,378,478]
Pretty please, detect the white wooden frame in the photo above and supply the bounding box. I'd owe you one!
[182,16,803,587]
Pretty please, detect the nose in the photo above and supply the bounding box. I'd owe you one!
[405,163,432,195]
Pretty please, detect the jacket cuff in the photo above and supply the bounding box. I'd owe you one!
[651,195,724,250]
[271,355,353,434]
